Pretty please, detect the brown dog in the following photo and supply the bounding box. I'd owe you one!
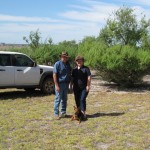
[71,106,84,124]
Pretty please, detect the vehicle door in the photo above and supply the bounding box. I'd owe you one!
[0,54,15,86]
[13,54,40,85]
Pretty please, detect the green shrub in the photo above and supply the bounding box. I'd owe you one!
[30,45,60,65]
[8,47,32,57]
[88,45,150,86]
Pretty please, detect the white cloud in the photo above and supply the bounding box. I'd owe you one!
[0,22,100,43]
[69,4,92,11]
[61,0,150,23]
[128,0,150,6]
[0,14,61,22]
[0,0,150,44]
[60,1,119,23]
[132,6,150,19]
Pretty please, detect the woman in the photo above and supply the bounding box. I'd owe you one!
[72,56,92,119]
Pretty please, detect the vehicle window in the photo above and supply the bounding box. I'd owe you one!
[14,54,34,67]
[0,54,11,66]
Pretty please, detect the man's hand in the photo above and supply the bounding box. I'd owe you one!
[53,73,60,92]
[55,85,60,92]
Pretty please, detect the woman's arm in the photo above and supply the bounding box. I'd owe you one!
[86,75,91,92]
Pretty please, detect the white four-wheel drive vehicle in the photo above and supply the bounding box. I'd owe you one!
[0,51,54,94]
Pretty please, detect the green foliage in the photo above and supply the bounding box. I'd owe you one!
[56,40,78,66]
[3,6,150,86]
[8,47,32,56]
[77,36,97,65]
[30,45,58,65]
[23,29,41,50]
[88,45,150,86]
[8,40,78,66]
[98,6,150,48]
[89,6,150,86]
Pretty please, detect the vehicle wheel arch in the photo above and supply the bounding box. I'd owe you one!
[40,71,54,94]
[39,71,53,86]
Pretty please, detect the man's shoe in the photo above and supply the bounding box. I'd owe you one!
[54,116,60,120]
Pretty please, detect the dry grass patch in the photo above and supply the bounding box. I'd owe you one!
[0,89,150,150]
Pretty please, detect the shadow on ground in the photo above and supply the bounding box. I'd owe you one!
[0,89,51,100]
[87,112,125,118]
[64,112,125,121]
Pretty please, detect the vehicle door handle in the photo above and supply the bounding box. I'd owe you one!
[0,69,5,71]
[17,69,23,71]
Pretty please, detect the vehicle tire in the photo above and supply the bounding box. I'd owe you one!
[41,78,55,94]
[24,88,35,92]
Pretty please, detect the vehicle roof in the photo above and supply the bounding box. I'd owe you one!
[0,51,24,55]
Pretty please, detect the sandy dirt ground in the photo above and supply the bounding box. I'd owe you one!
[90,70,150,93]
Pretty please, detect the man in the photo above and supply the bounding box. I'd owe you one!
[53,52,71,120]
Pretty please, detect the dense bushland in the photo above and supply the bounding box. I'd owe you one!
[87,45,150,86]
[2,7,150,86]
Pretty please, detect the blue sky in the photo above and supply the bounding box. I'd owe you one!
[0,0,150,44]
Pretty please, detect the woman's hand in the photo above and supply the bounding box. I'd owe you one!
[86,85,90,92]
[68,83,73,94]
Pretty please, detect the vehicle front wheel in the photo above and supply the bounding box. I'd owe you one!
[41,78,55,94]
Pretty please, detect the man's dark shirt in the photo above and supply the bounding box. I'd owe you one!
[72,66,91,89]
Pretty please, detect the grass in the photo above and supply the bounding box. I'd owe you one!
[0,89,150,150]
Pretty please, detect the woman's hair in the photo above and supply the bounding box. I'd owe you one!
[75,56,84,62]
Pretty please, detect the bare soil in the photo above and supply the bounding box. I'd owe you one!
[91,70,150,93]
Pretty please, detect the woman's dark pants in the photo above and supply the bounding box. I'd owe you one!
[73,87,88,112]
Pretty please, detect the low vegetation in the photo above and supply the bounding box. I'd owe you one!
[1,7,150,86]
[87,45,150,86]
[0,89,150,149]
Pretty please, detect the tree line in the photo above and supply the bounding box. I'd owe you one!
[6,6,150,86]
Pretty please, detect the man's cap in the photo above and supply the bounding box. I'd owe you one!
[75,56,84,61]
[59,51,69,57]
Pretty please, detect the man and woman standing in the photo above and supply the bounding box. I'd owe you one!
[53,52,91,120]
